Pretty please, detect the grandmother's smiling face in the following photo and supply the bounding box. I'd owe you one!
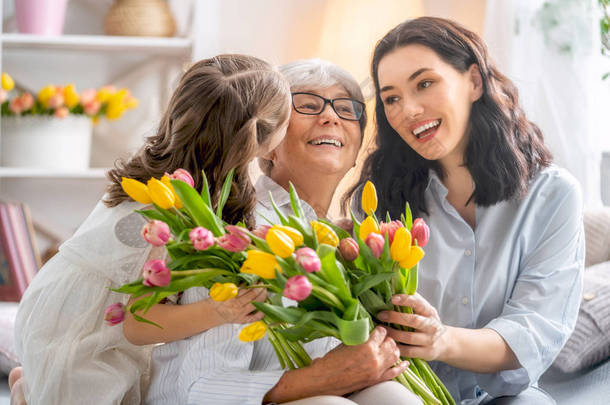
[268,84,362,180]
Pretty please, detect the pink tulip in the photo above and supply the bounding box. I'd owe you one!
[295,247,321,272]
[0,89,7,104]
[54,107,69,118]
[216,233,250,252]
[284,275,312,301]
[411,218,430,247]
[9,97,23,114]
[80,88,96,105]
[142,259,171,287]
[141,220,171,246]
[48,92,64,109]
[168,168,195,187]
[104,302,125,326]
[223,225,252,248]
[20,93,34,111]
[339,238,359,261]
[365,233,385,259]
[379,220,402,244]
[84,100,101,116]
[189,226,215,251]
[252,224,271,239]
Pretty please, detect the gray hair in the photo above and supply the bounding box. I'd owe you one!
[259,59,367,176]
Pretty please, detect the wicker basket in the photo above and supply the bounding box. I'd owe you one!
[104,0,176,37]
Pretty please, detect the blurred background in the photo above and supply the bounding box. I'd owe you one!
[0,0,608,261]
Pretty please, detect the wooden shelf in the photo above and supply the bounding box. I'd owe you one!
[1,33,192,56]
[0,167,109,179]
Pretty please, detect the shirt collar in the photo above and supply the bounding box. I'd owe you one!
[426,169,449,198]
[254,175,318,220]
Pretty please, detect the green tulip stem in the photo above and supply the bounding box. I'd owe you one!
[169,268,233,277]
[311,285,345,311]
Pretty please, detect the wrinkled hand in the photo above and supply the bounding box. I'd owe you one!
[312,326,409,396]
[378,293,449,362]
[209,287,267,324]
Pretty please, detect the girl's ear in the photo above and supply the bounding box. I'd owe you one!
[468,64,483,102]
[262,150,275,162]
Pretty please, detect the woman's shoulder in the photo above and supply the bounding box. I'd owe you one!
[529,164,582,204]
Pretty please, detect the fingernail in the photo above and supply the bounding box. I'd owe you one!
[377,312,388,321]
[391,295,404,305]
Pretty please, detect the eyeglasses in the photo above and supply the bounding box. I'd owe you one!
[291,92,365,121]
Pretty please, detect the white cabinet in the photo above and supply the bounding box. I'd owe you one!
[0,0,197,251]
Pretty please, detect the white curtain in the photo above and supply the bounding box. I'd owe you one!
[484,0,606,207]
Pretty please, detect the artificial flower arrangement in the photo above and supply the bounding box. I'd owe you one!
[0,72,138,122]
[106,168,455,405]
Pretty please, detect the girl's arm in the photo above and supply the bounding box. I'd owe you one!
[122,287,267,345]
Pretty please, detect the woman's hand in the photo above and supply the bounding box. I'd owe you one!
[263,326,409,403]
[209,286,268,324]
[377,293,451,362]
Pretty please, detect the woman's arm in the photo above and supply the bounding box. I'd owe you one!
[122,287,267,345]
[380,293,519,373]
[263,327,409,404]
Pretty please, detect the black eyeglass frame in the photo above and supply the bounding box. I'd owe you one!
[291,92,365,121]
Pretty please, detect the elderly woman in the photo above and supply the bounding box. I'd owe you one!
[144,59,423,405]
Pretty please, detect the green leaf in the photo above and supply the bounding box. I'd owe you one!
[288,182,306,219]
[200,169,212,207]
[358,289,393,317]
[171,179,224,236]
[318,245,351,303]
[216,169,234,218]
[352,273,395,297]
[405,202,413,230]
[268,192,289,225]
[336,317,369,345]
[252,302,305,323]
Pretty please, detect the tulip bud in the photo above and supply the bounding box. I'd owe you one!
[310,221,339,247]
[209,282,238,301]
[141,220,171,246]
[20,93,34,111]
[1,72,14,91]
[252,224,271,239]
[9,97,23,114]
[226,225,252,242]
[80,88,96,105]
[240,250,281,279]
[411,218,430,247]
[361,180,378,215]
[38,84,56,108]
[0,89,7,104]
[284,275,313,301]
[359,215,380,241]
[104,302,125,326]
[121,177,152,204]
[64,83,79,108]
[48,92,64,109]
[390,227,412,263]
[216,234,249,252]
[142,259,171,287]
[295,247,321,272]
[147,178,175,209]
[238,321,267,342]
[271,225,304,246]
[168,168,195,187]
[84,100,101,116]
[399,246,425,270]
[266,228,295,258]
[339,238,359,261]
[379,220,402,244]
[189,226,214,251]
[54,107,69,119]
[365,233,385,259]
[161,175,183,209]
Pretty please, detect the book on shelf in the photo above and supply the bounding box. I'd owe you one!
[0,201,41,301]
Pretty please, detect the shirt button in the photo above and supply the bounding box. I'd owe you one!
[464,249,472,256]
[462,297,469,305]
[583,292,596,301]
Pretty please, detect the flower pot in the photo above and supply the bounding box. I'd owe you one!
[1,115,92,170]
[15,0,68,36]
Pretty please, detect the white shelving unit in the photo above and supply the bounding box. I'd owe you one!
[0,1,198,253]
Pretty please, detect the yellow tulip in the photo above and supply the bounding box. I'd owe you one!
[120,177,152,204]
[238,321,267,342]
[105,101,127,120]
[266,228,295,258]
[37,85,56,108]
[399,245,425,270]
[359,215,380,241]
[310,221,339,247]
[361,180,378,215]
[240,250,281,279]
[271,225,304,246]
[1,73,14,91]
[147,178,175,209]
[209,282,238,301]
[125,96,139,109]
[63,83,79,108]
[161,175,183,209]
[390,227,412,262]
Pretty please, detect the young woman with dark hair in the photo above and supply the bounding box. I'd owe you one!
[345,17,583,404]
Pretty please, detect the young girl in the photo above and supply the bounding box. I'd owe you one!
[14,54,291,405]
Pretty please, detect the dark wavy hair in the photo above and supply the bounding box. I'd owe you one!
[104,54,291,228]
[343,17,552,218]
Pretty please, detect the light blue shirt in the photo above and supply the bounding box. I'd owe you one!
[418,165,584,403]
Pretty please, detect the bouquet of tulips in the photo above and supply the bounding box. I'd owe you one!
[105,169,454,405]
[0,72,137,122]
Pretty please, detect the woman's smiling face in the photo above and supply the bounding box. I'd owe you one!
[377,44,482,166]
